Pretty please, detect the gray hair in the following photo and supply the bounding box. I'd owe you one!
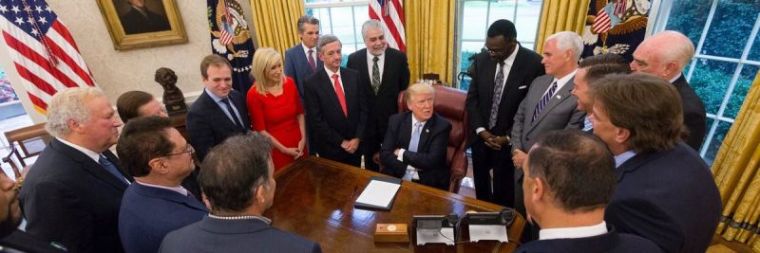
[361,19,384,39]
[546,31,583,62]
[45,87,106,137]
[404,82,435,103]
[297,15,319,33]
[317,34,341,53]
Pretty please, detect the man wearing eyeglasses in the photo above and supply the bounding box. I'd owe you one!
[116,116,207,253]
[465,19,544,207]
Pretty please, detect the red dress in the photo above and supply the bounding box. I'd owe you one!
[246,77,306,171]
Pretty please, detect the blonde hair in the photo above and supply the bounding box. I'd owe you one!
[251,48,283,95]
[404,82,435,103]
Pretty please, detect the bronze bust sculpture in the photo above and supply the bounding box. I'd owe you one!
[155,67,187,116]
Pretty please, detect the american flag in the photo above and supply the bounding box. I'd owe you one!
[369,0,405,52]
[219,0,233,45]
[592,7,611,34]
[0,0,94,113]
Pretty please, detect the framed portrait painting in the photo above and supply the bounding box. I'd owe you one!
[96,0,187,50]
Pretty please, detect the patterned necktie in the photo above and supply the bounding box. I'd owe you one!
[489,62,506,128]
[408,122,423,152]
[532,81,558,122]
[222,98,244,130]
[99,155,127,185]
[307,49,316,71]
[332,74,348,117]
[371,56,381,94]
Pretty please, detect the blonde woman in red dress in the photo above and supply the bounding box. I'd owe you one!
[247,48,307,171]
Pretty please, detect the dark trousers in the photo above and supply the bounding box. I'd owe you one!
[471,140,515,207]
[362,133,381,172]
[320,151,362,168]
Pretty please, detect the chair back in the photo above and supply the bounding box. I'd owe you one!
[3,122,51,179]
[398,84,468,193]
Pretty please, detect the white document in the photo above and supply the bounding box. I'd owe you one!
[355,180,401,209]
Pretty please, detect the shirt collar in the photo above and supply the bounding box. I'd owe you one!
[614,150,637,168]
[501,45,519,67]
[552,69,578,91]
[539,221,607,240]
[301,43,315,54]
[135,180,188,196]
[367,50,385,61]
[204,88,227,103]
[324,65,340,78]
[669,73,682,84]
[411,114,427,127]
[56,137,100,163]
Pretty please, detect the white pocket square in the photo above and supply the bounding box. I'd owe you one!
[518,85,527,90]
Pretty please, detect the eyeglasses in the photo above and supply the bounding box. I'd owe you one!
[165,144,194,157]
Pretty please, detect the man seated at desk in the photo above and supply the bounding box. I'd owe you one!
[158,133,321,253]
[380,83,451,190]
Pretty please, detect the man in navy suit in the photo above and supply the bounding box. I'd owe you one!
[20,87,134,253]
[304,35,368,166]
[187,54,251,161]
[380,83,451,190]
[589,73,721,253]
[159,134,321,253]
[465,19,544,207]
[630,31,706,151]
[571,54,630,132]
[284,15,322,98]
[516,130,661,253]
[117,117,207,253]
[347,19,410,171]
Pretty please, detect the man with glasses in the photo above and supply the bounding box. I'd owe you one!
[117,116,207,253]
[465,19,544,207]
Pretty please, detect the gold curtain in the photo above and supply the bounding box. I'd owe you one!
[405,0,455,85]
[249,0,304,54]
[712,70,760,251]
[535,0,589,53]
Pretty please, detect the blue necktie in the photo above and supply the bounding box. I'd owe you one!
[222,98,244,130]
[99,155,127,185]
[532,81,558,123]
[408,122,423,152]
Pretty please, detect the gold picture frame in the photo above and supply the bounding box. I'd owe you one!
[96,0,187,50]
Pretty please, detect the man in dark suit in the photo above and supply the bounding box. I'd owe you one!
[630,31,706,151]
[347,19,410,171]
[465,19,544,207]
[380,83,451,190]
[19,87,134,253]
[284,15,322,98]
[571,54,630,132]
[159,134,321,253]
[117,117,207,253]
[590,73,721,253]
[187,54,251,161]
[516,130,661,253]
[304,35,368,166]
[120,0,171,35]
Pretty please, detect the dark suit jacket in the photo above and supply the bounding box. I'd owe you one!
[465,46,544,144]
[673,75,707,150]
[118,183,207,253]
[380,112,451,190]
[605,143,721,253]
[19,139,134,253]
[187,89,250,161]
[158,216,321,253]
[284,44,323,97]
[511,74,585,151]
[516,227,663,253]
[346,48,410,147]
[0,230,67,253]
[303,67,368,162]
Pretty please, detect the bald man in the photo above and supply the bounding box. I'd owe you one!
[630,31,706,150]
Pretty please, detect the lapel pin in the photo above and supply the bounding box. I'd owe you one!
[556,95,562,99]
[425,129,430,133]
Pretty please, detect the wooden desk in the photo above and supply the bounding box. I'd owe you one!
[266,157,525,252]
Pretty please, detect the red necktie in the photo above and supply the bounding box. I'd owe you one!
[332,74,348,117]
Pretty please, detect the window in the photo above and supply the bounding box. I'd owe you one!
[655,0,760,163]
[455,0,544,90]
[305,0,369,66]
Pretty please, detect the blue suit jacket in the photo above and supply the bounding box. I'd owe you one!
[187,89,250,161]
[284,44,323,98]
[516,227,663,253]
[605,143,721,253]
[118,183,207,253]
[158,216,321,253]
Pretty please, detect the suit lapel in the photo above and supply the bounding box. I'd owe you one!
[532,77,575,126]
[399,113,413,149]
[200,92,237,130]
[318,70,345,118]
[482,58,498,105]
[417,115,436,151]
[341,69,355,119]
[51,140,129,191]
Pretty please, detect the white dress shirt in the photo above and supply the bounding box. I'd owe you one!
[366,50,385,84]
[539,221,607,240]
[397,115,426,181]
[476,46,519,134]
[301,43,316,63]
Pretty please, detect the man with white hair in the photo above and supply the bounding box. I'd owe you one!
[510,32,586,239]
[630,30,706,150]
[20,87,133,253]
[347,19,410,171]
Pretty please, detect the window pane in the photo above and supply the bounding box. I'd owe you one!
[459,41,485,78]
[461,0,489,41]
[514,1,542,44]
[725,65,759,118]
[700,0,760,58]
[332,7,358,47]
[749,28,760,61]
[487,1,515,25]
[665,0,713,48]
[307,8,333,34]
[703,120,732,164]
[353,5,368,48]
[688,59,737,115]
